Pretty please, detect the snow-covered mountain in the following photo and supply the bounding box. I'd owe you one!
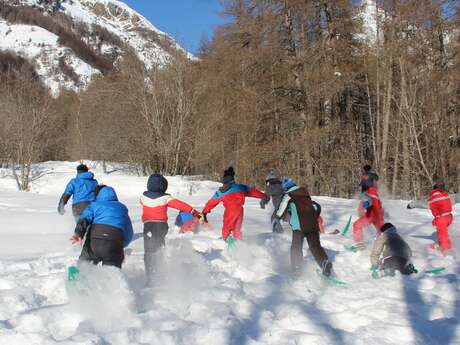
[0,0,192,95]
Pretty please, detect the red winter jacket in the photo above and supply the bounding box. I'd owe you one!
[140,193,198,223]
[202,183,267,214]
[360,187,384,227]
[429,189,452,218]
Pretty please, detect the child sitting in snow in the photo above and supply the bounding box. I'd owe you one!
[175,211,199,233]
[175,211,212,233]
[370,223,417,278]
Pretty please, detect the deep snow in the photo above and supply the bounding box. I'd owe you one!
[0,161,459,345]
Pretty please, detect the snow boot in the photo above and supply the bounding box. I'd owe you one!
[403,263,418,275]
[321,260,333,277]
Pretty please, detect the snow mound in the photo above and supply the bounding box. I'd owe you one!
[66,263,139,333]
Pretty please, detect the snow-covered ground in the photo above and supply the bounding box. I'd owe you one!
[0,161,459,345]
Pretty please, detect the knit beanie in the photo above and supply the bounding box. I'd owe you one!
[77,164,89,173]
[222,167,235,184]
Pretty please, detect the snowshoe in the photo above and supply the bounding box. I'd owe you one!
[316,269,346,286]
[226,235,237,250]
[425,267,446,275]
[345,242,365,252]
[68,265,80,281]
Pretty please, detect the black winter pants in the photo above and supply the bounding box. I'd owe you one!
[381,256,415,275]
[291,230,328,272]
[143,222,169,279]
[73,202,90,262]
[271,213,284,233]
[79,224,125,268]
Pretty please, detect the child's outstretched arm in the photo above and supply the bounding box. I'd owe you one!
[275,194,290,219]
[167,197,199,216]
[370,234,386,266]
[202,193,222,215]
[246,187,268,200]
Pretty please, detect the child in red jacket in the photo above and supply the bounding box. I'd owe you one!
[140,173,199,285]
[353,186,384,247]
[202,167,268,246]
[429,179,453,252]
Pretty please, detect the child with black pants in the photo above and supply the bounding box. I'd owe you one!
[275,178,332,277]
[72,185,133,269]
[140,174,200,285]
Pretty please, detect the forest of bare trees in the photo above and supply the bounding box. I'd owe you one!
[0,0,459,197]
[187,0,460,199]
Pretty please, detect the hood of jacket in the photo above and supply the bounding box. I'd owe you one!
[287,186,309,198]
[147,174,168,193]
[96,186,118,202]
[76,171,94,180]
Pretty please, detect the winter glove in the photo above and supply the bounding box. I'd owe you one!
[363,201,371,209]
[57,204,65,215]
[260,200,266,209]
[371,265,379,279]
[406,202,413,209]
[198,213,208,223]
[404,263,418,275]
[57,193,71,215]
[75,219,90,239]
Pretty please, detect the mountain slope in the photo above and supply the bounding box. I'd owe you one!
[0,0,192,95]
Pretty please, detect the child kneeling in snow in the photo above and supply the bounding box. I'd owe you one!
[140,174,200,285]
[175,211,199,233]
[370,223,417,278]
[275,178,332,277]
[72,185,133,269]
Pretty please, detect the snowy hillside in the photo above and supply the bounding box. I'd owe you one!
[0,0,192,95]
[0,19,99,95]
[0,161,459,345]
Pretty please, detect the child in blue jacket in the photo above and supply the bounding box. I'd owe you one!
[58,164,98,220]
[71,185,133,268]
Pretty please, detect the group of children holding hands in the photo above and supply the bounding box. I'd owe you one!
[58,163,455,284]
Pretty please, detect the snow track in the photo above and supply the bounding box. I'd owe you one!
[0,162,459,344]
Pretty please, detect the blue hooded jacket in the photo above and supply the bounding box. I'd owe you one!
[64,172,98,205]
[175,211,194,227]
[79,187,134,247]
